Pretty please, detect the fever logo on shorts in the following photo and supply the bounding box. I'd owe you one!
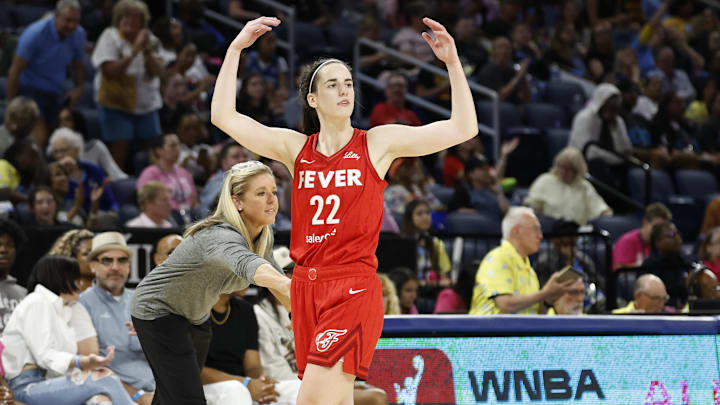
[315,329,348,352]
[367,349,456,404]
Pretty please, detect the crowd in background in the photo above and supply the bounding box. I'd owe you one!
[1,0,720,401]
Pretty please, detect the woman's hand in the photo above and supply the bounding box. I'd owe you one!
[421,17,460,66]
[82,346,115,370]
[229,17,281,53]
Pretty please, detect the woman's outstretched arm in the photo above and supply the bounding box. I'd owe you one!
[211,17,305,169]
[368,17,478,177]
[254,264,291,311]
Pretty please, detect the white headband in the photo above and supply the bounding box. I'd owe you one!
[308,59,343,93]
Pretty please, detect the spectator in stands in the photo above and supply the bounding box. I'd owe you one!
[237,72,277,126]
[649,91,702,169]
[455,16,489,76]
[585,21,616,83]
[57,109,128,180]
[698,226,720,280]
[159,72,195,133]
[534,220,601,291]
[48,127,126,182]
[92,0,163,170]
[613,273,668,313]
[152,17,184,66]
[175,112,212,184]
[266,160,292,231]
[641,220,692,308]
[697,92,720,156]
[126,181,173,228]
[78,232,155,405]
[379,273,401,315]
[702,197,720,235]
[201,143,251,215]
[392,3,435,64]
[433,267,475,314]
[448,156,509,220]
[48,229,95,291]
[49,131,119,223]
[388,268,420,315]
[246,31,288,91]
[475,36,530,105]
[511,22,548,80]
[569,83,632,167]
[484,0,521,39]
[137,134,198,218]
[633,76,663,121]
[547,277,585,315]
[469,207,575,315]
[684,77,716,126]
[369,73,421,128]
[24,185,74,227]
[525,147,611,226]
[618,80,656,163]
[0,219,26,333]
[47,162,86,226]
[443,136,517,188]
[225,0,262,21]
[545,22,587,77]
[401,200,451,284]
[1,255,135,404]
[202,292,297,405]
[7,0,85,144]
[0,97,40,157]
[686,264,720,301]
[613,202,673,270]
[648,46,697,104]
[0,138,43,199]
[384,158,442,215]
[614,48,642,84]
[165,42,216,106]
[152,233,182,267]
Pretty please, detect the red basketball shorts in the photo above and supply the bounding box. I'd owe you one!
[291,264,384,381]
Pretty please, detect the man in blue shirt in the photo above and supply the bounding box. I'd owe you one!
[7,0,85,137]
[79,232,154,405]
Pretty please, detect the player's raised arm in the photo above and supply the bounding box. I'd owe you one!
[211,17,306,169]
[368,17,478,168]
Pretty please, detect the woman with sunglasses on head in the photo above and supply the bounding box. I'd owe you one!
[212,15,477,405]
[130,161,291,404]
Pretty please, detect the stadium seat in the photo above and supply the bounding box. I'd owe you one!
[590,215,641,244]
[110,177,138,207]
[119,204,140,224]
[503,127,550,186]
[76,82,96,108]
[0,77,7,100]
[133,150,150,176]
[77,108,101,139]
[627,168,675,204]
[327,24,357,58]
[9,5,51,28]
[430,185,454,206]
[524,102,566,130]
[674,169,718,202]
[546,128,570,160]
[545,80,586,116]
[476,101,522,135]
[445,212,501,235]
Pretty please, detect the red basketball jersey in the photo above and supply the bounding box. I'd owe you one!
[290,128,387,269]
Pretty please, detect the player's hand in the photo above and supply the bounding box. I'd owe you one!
[229,17,280,52]
[421,17,460,66]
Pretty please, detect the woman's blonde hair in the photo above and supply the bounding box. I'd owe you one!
[551,146,587,183]
[48,229,95,257]
[184,161,274,257]
[379,273,401,315]
[112,0,150,28]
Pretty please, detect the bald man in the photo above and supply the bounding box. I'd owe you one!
[613,274,668,314]
[153,234,182,266]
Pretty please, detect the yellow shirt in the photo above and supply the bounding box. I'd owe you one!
[0,160,19,190]
[469,240,540,315]
[612,301,636,314]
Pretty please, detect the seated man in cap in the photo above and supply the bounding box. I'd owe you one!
[448,156,509,220]
[78,232,155,405]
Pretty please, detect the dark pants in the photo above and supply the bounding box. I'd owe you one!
[132,314,212,405]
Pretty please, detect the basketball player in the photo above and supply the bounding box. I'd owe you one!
[130,161,291,404]
[212,16,477,405]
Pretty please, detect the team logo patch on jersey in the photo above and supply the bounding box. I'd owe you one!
[343,151,360,160]
[315,328,348,352]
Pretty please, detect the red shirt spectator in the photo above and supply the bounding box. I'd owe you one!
[369,73,421,127]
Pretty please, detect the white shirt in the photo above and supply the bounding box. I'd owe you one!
[1,285,96,379]
[92,27,162,114]
[254,300,297,381]
[126,212,172,228]
[525,173,611,225]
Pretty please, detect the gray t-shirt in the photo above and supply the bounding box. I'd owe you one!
[131,223,279,325]
[0,276,27,333]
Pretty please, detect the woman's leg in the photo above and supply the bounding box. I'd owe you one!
[132,315,207,405]
[12,369,134,405]
[297,361,355,405]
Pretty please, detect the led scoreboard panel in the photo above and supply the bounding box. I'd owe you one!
[366,315,720,405]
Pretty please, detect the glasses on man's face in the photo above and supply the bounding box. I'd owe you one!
[641,291,669,304]
[565,289,585,298]
[97,257,130,267]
